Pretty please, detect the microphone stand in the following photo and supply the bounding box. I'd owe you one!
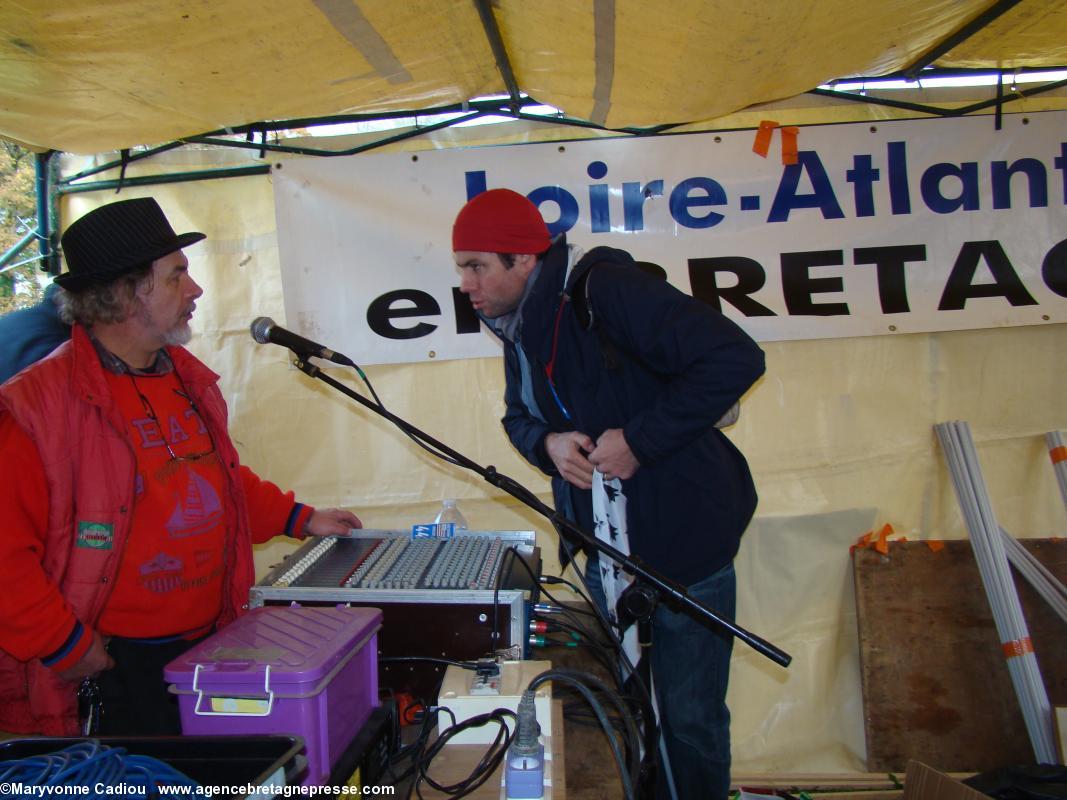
[288,352,792,670]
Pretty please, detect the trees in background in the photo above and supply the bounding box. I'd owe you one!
[0,143,44,316]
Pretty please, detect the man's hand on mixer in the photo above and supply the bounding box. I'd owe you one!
[304,508,363,537]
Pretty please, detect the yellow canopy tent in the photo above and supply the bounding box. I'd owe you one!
[2,0,1067,153]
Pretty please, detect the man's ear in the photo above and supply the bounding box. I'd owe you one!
[514,252,538,276]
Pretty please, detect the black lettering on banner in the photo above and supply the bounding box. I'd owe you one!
[367,289,440,339]
[938,241,1039,310]
[687,257,776,316]
[452,288,481,333]
[1042,238,1067,298]
[853,244,927,314]
[781,250,849,316]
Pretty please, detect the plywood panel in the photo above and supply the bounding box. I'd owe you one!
[853,539,1067,771]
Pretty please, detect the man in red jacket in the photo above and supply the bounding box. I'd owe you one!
[0,197,361,736]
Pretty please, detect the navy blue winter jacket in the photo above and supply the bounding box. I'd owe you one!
[0,285,71,385]
[484,235,766,586]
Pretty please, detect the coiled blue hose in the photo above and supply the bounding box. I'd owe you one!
[0,741,200,797]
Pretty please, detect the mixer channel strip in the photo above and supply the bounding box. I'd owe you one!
[268,534,511,591]
[347,536,506,589]
[271,536,339,587]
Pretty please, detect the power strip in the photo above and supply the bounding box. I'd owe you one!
[437,660,553,744]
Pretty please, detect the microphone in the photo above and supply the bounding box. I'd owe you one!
[249,317,354,367]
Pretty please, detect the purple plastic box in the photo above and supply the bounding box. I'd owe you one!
[164,605,381,785]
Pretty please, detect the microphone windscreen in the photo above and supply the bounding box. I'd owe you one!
[250,317,274,344]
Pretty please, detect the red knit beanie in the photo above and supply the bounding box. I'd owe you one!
[452,188,551,254]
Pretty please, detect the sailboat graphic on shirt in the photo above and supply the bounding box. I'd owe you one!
[167,470,223,538]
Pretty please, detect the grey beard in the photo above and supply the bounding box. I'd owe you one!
[161,323,193,347]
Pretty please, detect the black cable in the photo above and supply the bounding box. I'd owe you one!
[379,656,479,670]
[542,667,642,794]
[490,545,522,655]
[414,708,516,799]
[514,571,593,620]
[386,703,442,794]
[533,612,598,640]
[532,614,620,677]
[342,363,466,469]
[532,609,611,647]
[533,546,663,793]
[526,668,639,800]
[551,520,632,655]
[540,573,599,606]
[552,530,663,783]
[534,555,661,780]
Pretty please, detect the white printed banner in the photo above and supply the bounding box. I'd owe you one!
[273,112,1067,366]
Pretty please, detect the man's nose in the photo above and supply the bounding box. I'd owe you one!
[186,276,204,299]
[459,272,475,293]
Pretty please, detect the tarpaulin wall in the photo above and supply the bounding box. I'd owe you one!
[57,114,1067,773]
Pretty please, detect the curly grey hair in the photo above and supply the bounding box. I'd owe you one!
[56,264,155,327]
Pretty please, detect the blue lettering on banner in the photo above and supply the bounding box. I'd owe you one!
[460,139,1067,231]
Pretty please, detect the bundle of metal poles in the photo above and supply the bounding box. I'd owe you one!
[934,420,1058,764]
[999,527,1067,624]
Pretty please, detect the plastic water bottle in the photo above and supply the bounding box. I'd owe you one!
[434,499,469,530]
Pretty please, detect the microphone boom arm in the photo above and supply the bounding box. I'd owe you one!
[290,356,792,669]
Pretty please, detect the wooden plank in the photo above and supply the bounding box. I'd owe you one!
[852,538,1067,772]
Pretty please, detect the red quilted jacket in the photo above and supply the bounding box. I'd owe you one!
[0,325,306,734]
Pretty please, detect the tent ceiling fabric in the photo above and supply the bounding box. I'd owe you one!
[1,0,1066,154]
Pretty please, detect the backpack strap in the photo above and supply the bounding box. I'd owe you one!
[569,262,639,373]
[569,260,740,427]
[568,262,596,332]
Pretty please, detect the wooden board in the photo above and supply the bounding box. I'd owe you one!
[852,538,1067,772]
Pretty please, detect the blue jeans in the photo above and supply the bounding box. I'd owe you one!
[586,557,736,800]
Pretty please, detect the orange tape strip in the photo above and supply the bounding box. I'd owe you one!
[753,120,778,158]
[1002,637,1035,659]
[780,126,799,165]
[874,523,893,555]
[1050,445,1067,464]
[926,540,945,552]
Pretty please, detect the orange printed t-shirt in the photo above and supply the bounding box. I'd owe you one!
[97,370,227,638]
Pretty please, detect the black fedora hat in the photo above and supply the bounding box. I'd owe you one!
[55,198,206,292]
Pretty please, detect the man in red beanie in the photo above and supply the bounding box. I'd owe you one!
[0,197,362,737]
[453,187,765,800]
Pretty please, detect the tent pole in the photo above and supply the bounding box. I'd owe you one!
[471,0,524,114]
[57,165,271,195]
[34,151,58,275]
[902,0,1023,81]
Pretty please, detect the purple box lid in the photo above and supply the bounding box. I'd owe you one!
[163,605,381,689]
